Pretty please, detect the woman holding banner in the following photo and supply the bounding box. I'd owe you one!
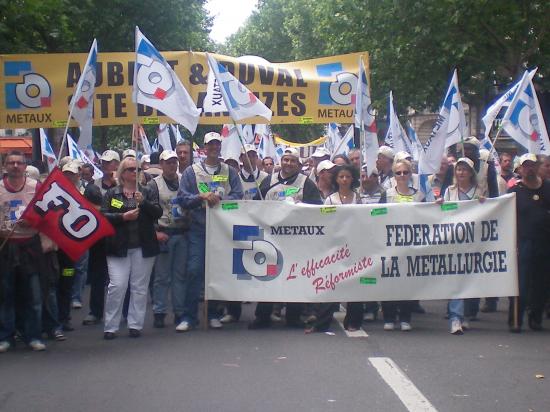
[440,157,485,334]
[382,159,425,332]
[101,157,162,340]
[306,165,361,333]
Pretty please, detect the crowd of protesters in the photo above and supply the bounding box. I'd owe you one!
[1,132,549,352]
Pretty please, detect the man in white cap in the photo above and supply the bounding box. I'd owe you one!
[376,146,395,189]
[177,132,243,330]
[122,149,137,159]
[239,144,268,200]
[508,154,550,332]
[148,150,189,329]
[309,147,331,181]
[249,147,322,330]
[316,159,337,200]
[95,149,120,195]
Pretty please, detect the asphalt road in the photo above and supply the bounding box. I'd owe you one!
[1,298,549,412]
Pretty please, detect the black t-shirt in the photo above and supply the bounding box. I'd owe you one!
[508,180,550,241]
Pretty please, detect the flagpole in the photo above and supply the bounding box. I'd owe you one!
[233,121,265,200]
[56,100,79,165]
[359,120,365,171]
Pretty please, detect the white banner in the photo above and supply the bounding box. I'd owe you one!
[205,195,518,302]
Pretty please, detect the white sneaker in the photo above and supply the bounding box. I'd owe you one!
[400,322,412,331]
[383,322,395,331]
[450,319,464,335]
[461,320,470,330]
[29,340,46,351]
[71,300,82,309]
[0,341,11,353]
[270,313,282,322]
[220,314,236,324]
[209,318,223,329]
[175,320,191,332]
[364,312,376,321]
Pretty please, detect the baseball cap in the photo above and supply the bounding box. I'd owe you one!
[141,155,151,163]
[456,157,475,170]
[394,151,412,162]
[240,144,257,155]
[122,149,136,158]
[282,147,300,159]
[316,160,337,174]
[463,136,481,148]
[311,147,331,158]
[159,150,178,161]
[62,161,80,174]
[204,132,222,144]
[378,146,395,160]
[519,153,538,165]
[101,150,120,162]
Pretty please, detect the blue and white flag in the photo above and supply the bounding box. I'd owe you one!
[206,53,272,122]
[133,27,201,134]
[133,125,152,155]
[221,123,243,161]
[151,138,160,153]
[385,91,415,157]
[67,133,103,179]
[170,124,184,144]
[331,125,355,158]
[40,128,57,172]
[405,121,422,162]
[325,123,341,154]
[157,124,173,151]
[419,69,466,176]
[257,126,278,161]
[482,69,537,141]
[69,39,97,150]
[501,69,550,155]
[354,56,378,171]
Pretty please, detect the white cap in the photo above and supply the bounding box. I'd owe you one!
[25,165,40,180]
[519,153,538,165]
[282,147,300,159]
[463,136,480,148]
[122,149,136,158]
[141,155,151,163]
[101,150,120,162]
[159,150,178,161]
[240,144,257,155]
[311,147,331,158]
[394,151,412,162]
[316,159,337,174]
[456,157,475,170]
[62,161,80,174]
[204,132,222,144]
[378,146,395,160]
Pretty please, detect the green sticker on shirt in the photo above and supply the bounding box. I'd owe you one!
[441,203,458,211]
[110,198,124,209]
[284,187,299,196]
[198,182,210,193]
[212,175,228,182]
[62,268,75,277]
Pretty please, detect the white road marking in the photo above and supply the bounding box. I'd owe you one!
[369,357,438,412]
[334,306,369,338]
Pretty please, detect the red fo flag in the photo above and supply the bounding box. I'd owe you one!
[21,168,114,261]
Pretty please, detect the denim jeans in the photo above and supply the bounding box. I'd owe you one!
[152,232,188,316]
[0,239,43,344]
[448,299,464,323]
[71,250,89,303]
[183,224,219,325]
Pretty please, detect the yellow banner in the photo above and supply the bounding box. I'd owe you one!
[0,51,369,129]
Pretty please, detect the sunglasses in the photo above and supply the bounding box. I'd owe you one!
[395,170,410,176]
[124,167,141,173]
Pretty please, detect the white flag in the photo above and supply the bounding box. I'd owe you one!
[482,69,537,141]
[66,133,103,179]
[501,69,550,155]
[386,91,415,156]
[133,125,152,154]
[325,123,341,154]
[331,125,355,158]
[354,56,378,171]
[170,124,184,144]
[405,121,422,162]
[69,39,97,150]
[157,124,173,151]
[204,66,227,113]
[133,27,201,134]
[40,128,57,172]
[206,53,272,122]
[257,127,278,160]
[221,124,243,161]
[419,70,466,176]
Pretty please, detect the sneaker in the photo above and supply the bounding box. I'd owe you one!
[83,314,100,325]
[461,320,470,330]
[0,341,11,353]
[220,314,237,324]
[383,322,395,331]
[209,318,223,329]
[153,313,165,328]
[129,328,141,338]
[450,319,463,335]
[400,322,412,331]
[364,312,376,321]
[103,332,116,340]
[270,313,282,322]
[71,300,83,309]
[29,340,46,351]
[49,330,66,341]
[175,320,191,332]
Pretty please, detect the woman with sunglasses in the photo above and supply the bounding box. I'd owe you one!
[382,159,425,332]
[306,165,361,333]
[101,156,162,339]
